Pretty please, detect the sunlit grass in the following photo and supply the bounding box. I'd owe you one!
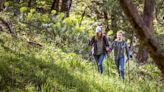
[0,33,163,92]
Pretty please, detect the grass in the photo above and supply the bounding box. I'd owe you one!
[0,33,164,92]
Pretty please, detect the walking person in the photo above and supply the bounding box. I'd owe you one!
[89,25,110,73]
[109,31,130,79]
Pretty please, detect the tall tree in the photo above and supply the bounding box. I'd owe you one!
[118,0,164,75]
[0,0,4,11]
[61,0,72,17]
[50,0,60,13]
[137,0,155,63]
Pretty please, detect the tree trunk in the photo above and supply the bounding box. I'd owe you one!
[103,11,110,34]
[137,0,155,63]
[61,0,72,17]
[50,0,60,13]
[28,0,32,8]
[137,46,148,63]
[0,0,4,11]
[118,0,164,75]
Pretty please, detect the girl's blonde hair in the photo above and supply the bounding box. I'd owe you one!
[116,31,125,41]
[117,31,124,35]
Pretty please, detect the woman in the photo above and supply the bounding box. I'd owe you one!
[109,31,130,79]
[89,26,109,73]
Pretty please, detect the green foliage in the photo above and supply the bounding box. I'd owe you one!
[4,2,10,7]
[20,7,28,13]
[107,30,113,36]
[51,10,57,15]
[41,14,51,23]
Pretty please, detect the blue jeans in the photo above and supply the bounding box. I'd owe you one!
[115,56,125,79]
[94,53,105,73]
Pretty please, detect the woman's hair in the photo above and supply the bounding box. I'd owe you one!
[95,32,102,41]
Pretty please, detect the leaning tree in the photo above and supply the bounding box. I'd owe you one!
[118,0,164,75]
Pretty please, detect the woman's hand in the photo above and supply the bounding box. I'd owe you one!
[106,47,110,52]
